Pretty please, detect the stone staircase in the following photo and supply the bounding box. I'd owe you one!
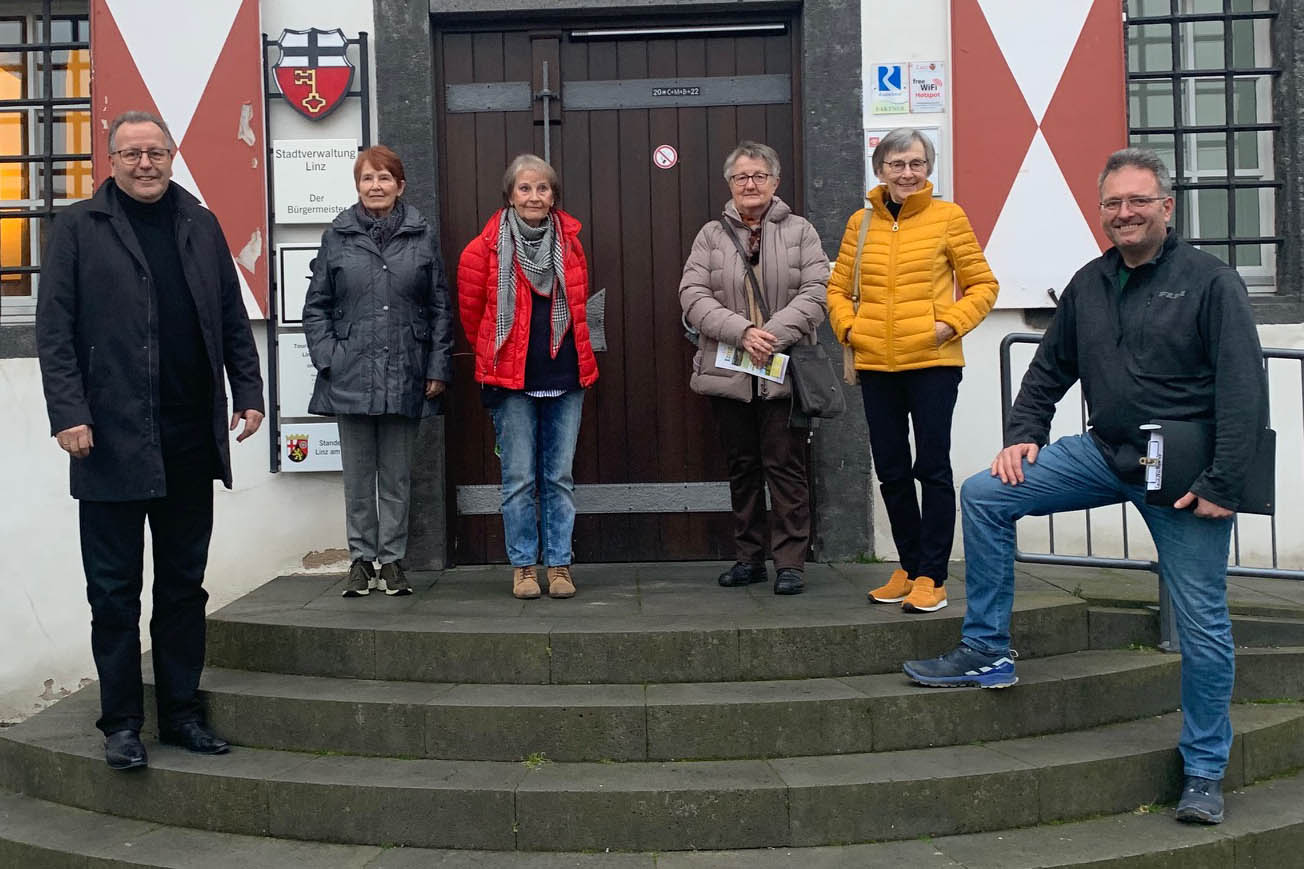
[2,562,1303,867]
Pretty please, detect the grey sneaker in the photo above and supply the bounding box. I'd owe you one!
[1175,775,1224,824]
[341,559,375,597]
[378,561,412,596]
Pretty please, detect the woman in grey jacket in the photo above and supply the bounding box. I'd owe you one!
[303,145,454,597]
[679,141,829,595]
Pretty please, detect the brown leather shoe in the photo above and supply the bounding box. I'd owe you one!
[546,566,576,598]
[513,566,541,599]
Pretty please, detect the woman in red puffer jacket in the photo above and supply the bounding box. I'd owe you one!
[457,154,598,601]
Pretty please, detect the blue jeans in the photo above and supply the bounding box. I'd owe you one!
[490,390,585,567]
[960,434,1235,780]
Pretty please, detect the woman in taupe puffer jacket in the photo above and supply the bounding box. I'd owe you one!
[679,141,829,596]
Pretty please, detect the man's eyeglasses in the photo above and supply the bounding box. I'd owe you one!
[1099,196,1168,213]
[110,148,173,165]
[884,159,927,174]
[729,172,772,187]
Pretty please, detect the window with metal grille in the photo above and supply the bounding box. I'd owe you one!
[1126,0,1279,292]
[0,1,90,324]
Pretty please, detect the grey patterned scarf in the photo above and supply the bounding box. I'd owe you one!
[495,208,570,360]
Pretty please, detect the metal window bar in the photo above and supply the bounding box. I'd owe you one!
[1125,1,1282,268]
[0,2,91,296]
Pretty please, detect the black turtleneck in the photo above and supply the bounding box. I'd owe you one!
[885,196,903,219]
[116,184,214,470]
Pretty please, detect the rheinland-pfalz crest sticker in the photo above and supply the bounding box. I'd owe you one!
[273,28,354,121]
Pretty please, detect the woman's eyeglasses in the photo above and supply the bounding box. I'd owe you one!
[730,172,772,187]
[883,159,927,174]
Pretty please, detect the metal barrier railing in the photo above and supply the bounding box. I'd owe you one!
[998,333,1303,651]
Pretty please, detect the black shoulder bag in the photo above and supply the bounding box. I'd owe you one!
[719,218,845,425]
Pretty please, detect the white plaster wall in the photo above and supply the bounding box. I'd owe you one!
[0,0,377,722]
[861,0,952,192]
[0,337,350,722]
[860,0,1304,573]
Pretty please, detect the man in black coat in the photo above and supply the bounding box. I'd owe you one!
[902,148,1268,826]
[36,110,264,770]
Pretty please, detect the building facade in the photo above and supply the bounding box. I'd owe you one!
[1,0,1300,719]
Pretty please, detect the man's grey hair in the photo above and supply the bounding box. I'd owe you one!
[1098,147,1173,198]
[107,110,176,152]
[871,128,935,176]
[723,141,780,181]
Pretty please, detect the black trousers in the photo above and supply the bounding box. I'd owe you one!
[712,396,811,571]
[78,417,215,735]
[859,367,962,584]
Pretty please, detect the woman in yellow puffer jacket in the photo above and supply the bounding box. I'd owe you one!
[827,127,998,614]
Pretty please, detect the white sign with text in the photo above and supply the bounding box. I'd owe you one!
[909,61,946,112]
[272,138,358,224]
[280,422,342,473]
[276,330,319,419]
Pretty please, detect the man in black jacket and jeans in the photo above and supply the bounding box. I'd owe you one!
[37,110,264,770]
[903,148,1268,825]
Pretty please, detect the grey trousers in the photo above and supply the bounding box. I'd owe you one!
[336,413,420,564]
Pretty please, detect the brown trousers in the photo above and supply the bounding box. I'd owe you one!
[711,397,811,570]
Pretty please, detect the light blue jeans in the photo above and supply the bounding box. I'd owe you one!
[489,390,584,567]
[959,434,1235,780]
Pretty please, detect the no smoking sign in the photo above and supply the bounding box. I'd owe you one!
[653,144,678,170]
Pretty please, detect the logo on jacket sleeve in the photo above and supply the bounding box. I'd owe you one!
[272,28,354,121]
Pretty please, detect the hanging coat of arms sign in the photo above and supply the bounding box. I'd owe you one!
[272,28,354,121]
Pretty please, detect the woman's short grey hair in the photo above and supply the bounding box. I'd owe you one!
[1098,147,1174,198]
[871,128,934,176]
[502,153,561,205]
[723,141,781,181]
[107,110,176,152]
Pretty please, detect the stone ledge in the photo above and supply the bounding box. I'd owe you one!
[207,569,1088,683]
[154,647,1211,761]
[2,764,1302,866]
[2,692,1301,852]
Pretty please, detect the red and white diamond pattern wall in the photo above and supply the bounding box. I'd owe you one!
[952,0,1127,308]
[90,0,269,318]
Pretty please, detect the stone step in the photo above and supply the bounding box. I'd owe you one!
[2,754,1302,867]
[3,688,1301,853]
[1089,604,1304,650]
[175,648,1304,762]
[206,570,1088,683]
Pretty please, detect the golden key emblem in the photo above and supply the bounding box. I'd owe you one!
[293,69,327,114]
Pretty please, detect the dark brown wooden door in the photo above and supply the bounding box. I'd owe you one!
[436,16,800,563]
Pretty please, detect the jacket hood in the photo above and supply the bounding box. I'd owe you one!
[722,195,792,226]
[868,182,934,220]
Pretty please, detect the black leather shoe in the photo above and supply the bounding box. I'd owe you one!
[105,729,148,770]
[159,721,230,755]
[718,562,768,587]
[774,568,805,595]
